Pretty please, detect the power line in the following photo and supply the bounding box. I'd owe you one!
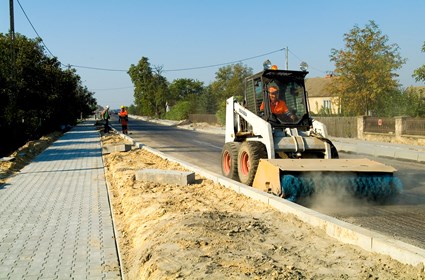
[14,0,326,82]
[68,48,286,73]
[69,65,127,72]
[14,0,321,75]
[91,86,133,91]
[16,0,56,59]
[288,48,327,74]
[163,48,286,72]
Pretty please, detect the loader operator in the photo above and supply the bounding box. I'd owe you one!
[260,85,297,121]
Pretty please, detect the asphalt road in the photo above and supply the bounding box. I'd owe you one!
[113,117,224,174]
[111,117,425,250]
[304,153,425,250]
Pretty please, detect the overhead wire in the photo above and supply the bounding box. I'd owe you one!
[15,1,326,91]
[69,65,127,72]
[91,86,134,91]
[69,48,286,73]
[162,48,286,72]
[288,48,327,74]
[16,0,56,59]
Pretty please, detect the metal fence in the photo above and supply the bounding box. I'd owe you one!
[188,114,425,138]
[403,118,425,136]
[313,117,357,138]
[364,117,395,134]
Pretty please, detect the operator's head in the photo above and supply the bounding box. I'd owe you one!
[268,85,279,101]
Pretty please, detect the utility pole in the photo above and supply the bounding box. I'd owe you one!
[9,0,16,79]
[285,47,289,70]
[9,0,17,111]
[10,0,15,40]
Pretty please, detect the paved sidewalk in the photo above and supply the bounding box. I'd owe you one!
[0,120,121,280]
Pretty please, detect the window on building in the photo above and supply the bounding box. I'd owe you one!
[323,99,332,110]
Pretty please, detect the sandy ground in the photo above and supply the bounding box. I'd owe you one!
[100,129,425,280]
[0,131,62,185]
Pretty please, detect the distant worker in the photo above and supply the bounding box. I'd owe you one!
[260,85,296,121]
[118,105,129,134]
[101,105,110,133]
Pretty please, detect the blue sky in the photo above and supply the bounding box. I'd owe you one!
[1,0,424,109]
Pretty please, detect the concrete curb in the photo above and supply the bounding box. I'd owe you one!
[333,142,425,163]
[135,169,195,185]
[102,143,132,154]
[130,137,425,267]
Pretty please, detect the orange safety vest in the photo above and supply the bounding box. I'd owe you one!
[119,110,128,125]
[260,100,288,114]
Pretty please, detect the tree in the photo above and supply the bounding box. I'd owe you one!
[209,63,253,123]
[210,63,253,103]
[0,32,96,156]
[168,78,204,104]
[401,87,425,117]
[329,21,406,116]
[128,57,154,116]
[413,41,425,83]
[165,78,207,120]
[194,85,217,114]
[128,57,169,117]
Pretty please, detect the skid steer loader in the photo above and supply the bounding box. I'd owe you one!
[220,64,402,202]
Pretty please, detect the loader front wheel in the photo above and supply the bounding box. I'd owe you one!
[237,141,267,186]
[221,142,241,181]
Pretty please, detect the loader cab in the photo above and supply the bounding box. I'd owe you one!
[244,69,311,129]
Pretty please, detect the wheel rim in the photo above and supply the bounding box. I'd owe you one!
[223,151,231,175]
[240,151,250,175]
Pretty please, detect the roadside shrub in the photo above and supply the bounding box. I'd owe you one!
[164,101,191,120]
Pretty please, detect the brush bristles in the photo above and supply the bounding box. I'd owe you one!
[281,173,403,202]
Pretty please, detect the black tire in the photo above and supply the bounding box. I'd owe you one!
[330,142,339,158]
[237,141,268,186]
[221,142,241,181]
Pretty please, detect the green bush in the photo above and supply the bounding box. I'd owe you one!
[164,101,192,120]
[215,101,226,125]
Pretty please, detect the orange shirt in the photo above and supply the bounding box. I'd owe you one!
[260,100,289,114]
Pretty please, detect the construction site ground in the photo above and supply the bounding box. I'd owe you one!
[100,129,425,279]
[0,120,424,279]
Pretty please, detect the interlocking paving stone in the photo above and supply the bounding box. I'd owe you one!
[0,121,121,279]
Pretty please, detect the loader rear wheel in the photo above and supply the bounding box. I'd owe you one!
[221,142,241,181]
[237,141,267,186]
